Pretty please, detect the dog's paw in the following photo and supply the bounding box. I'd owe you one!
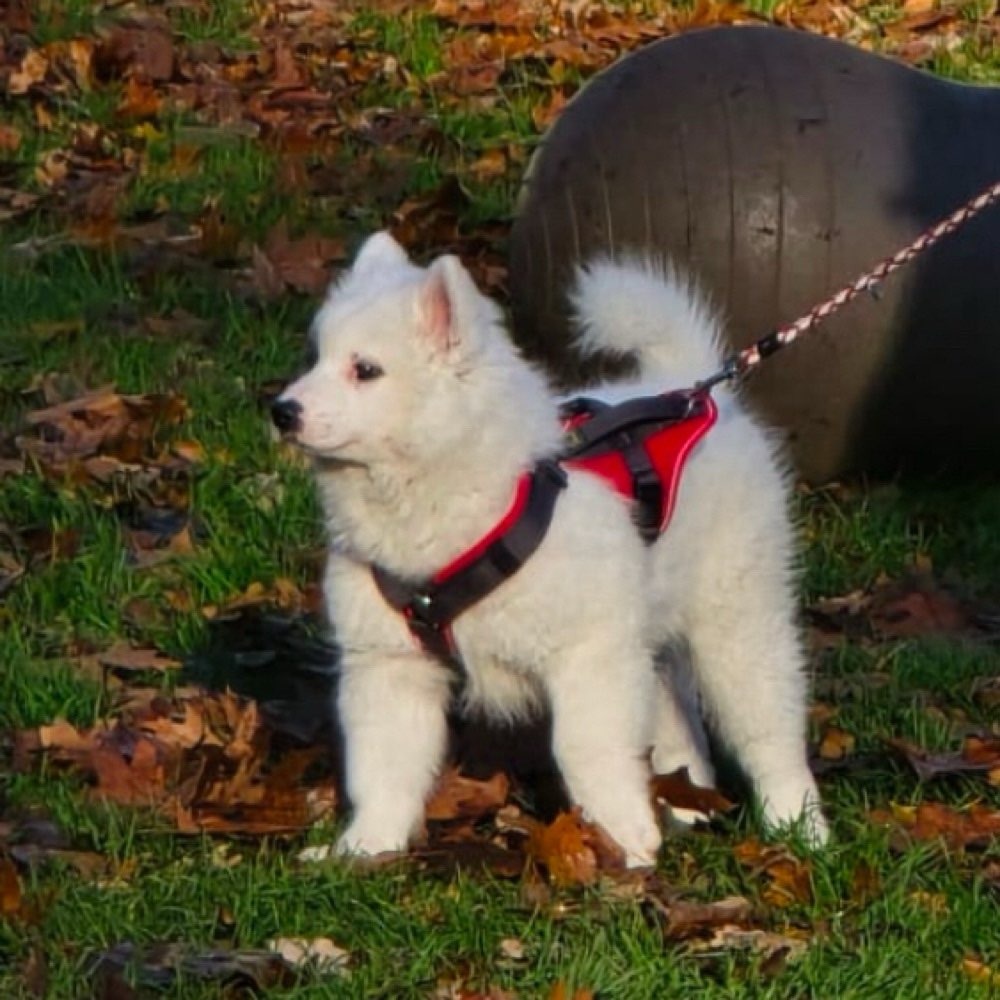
[607,814,661,869]
[762,785,829,848]
[336,821,409,859]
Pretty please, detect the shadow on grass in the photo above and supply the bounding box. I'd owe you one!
[180,606,570,820]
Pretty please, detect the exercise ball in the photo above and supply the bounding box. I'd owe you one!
[509,26,1000,482]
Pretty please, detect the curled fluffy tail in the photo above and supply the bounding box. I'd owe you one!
[569,256,724,387]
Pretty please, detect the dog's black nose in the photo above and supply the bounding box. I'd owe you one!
[271,398,303,434]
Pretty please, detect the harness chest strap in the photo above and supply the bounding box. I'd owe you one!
[371,460,568,668]
[371,389,715,669]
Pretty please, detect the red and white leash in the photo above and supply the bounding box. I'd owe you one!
[699,177,1000,390]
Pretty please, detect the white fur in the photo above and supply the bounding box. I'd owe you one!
[278,236,827,865]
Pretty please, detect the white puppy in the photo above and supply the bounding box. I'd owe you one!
[274,232,826,865]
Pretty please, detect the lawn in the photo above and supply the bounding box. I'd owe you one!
[2,1,1000,997]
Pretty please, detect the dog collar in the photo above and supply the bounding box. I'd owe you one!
[372,460,568,670]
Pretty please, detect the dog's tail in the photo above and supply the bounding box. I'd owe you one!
[569,257,723,387]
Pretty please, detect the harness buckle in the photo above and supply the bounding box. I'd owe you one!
[406,591,442,630]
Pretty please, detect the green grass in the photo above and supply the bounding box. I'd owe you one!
[3,2,1000,997]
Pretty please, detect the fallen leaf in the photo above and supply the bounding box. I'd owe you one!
[97,22,175,82]
[651,767,735,818]
[266,937,349,975]
[390,175,468,253]
[960,956,1000,988]
[807,567,986,645]
[548,983,595,1000]
[818,726,856,761]
[411,838,527,879]
[0,125,22,152]
[883,736,1000,782]
[0,854,23,917]
[19,947,47,998]
[498,937,526,961]
[254,219,346,296]
[532,89,568,131]
[645,890,753,941]
[849,861,882,907]
[97,642,181,673]
[8,50,48,96]
[685,925,810,964]
[733,839,813,907]
[872,585,969,638]
[425,768,509,822]
[87,942,295,991]
[871,801,1000,849]
[16,690,337,836]
[525,809,624,886]
[117,77,162,119]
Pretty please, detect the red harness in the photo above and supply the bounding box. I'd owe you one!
[372,389,717,666]
[561,390,716,538]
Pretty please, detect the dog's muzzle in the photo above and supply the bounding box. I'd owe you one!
[271,398,303,434]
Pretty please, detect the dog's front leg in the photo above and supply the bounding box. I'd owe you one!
[334,651,452,857]
[544,641,661,867]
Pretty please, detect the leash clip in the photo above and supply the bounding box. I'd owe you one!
[695,354,741,393]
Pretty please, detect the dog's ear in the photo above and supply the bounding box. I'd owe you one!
[417,255,480,357]
[351,231,409,275]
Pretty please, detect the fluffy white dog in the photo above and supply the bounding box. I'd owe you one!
[273,232,826,865]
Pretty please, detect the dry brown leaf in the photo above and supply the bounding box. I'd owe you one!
[258,219,346,296]
[871,585,969,638]
[526,809,624,886]
[685,924,810,963]
[734,839,813,907]
[117,77,162,119]
[960,956,1000,988]
[871,801,1000,849]
[466,148,509,182]
[850,861,882,907]
[19,388,188,472]
[17,691,336,836]
[38,718,99,756]
[651,767,735,817]
[425,768,510,822]
[0,855,23,917]
[818,726,856,761]
[0,125,22,152]
[883,736,1000,782]
[532,89,568,132]
[266,936,349,975]
[97,641,181,673]
[9,50,48,95]
[98,22,175,81]
[647,893,753,941]
[548,983,595,1000]
[390,176,468,252]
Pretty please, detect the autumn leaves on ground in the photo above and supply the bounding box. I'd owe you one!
[3,1,1000,997]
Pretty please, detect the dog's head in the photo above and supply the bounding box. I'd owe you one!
[273,232,500,467]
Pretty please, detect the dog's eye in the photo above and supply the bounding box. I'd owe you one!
[304,340,319,368]
[353,359,384,382]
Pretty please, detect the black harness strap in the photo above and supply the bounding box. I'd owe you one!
[372,460,568,670]
[560,392,696,457]
[560,391,703,543]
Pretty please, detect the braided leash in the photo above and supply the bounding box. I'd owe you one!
[699,177,1000,390]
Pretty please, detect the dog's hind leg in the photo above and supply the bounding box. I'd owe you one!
[544,640,661,866]
[650,649,717,826]
[651,645,714,785]
[330,652,452,858]
[683,600,828,845]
